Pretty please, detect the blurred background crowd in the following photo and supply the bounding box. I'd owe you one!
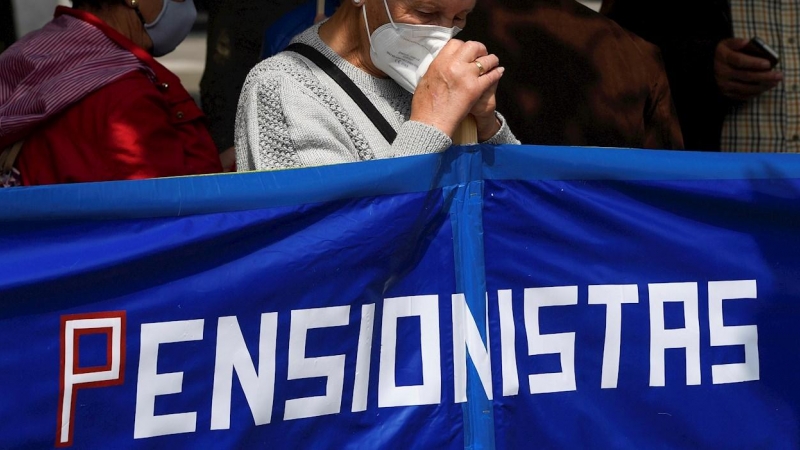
[1,0,794,185]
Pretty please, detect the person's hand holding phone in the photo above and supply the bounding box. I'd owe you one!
[714,37,783,101]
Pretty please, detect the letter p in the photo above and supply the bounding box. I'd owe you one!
[56,312,126,447]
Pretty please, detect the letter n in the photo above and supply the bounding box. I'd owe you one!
[56,312,126,447]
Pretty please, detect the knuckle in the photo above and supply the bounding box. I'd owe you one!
[442,39,461,53]
[465,40,483,52]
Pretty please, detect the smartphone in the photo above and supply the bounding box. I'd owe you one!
[742,36,780,68]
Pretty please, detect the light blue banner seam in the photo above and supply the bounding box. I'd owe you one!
[447,145,496,450]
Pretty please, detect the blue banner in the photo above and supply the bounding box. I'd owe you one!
[1,145,799,449]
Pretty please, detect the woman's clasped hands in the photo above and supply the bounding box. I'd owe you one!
[411,39,504,142]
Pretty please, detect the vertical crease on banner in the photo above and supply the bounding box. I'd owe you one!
[446,145,495,450]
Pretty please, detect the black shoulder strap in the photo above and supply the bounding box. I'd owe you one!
[286,42,397,144]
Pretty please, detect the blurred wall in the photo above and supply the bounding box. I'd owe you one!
[11,0,69,38]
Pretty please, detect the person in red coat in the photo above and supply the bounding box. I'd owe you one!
[0,0,222,187]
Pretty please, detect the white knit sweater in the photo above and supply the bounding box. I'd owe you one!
[234,23,519,172]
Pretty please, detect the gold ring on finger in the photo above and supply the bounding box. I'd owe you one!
[474,60,485,76]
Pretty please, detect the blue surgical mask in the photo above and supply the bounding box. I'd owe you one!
[144,0,197,57]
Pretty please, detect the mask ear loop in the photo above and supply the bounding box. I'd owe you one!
[364,0,399,55]
[381,0,398,28]
[363,3,377,52]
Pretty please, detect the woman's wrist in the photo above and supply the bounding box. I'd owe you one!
[475,113,501,142]
[409,110,458,138]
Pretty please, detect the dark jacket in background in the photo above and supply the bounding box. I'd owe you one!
[602,0,733,151]
[462,0,683,150]
[200,0,307,151]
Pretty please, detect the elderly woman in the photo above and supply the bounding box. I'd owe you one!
[235,0,519,171]
[0,0,221,187]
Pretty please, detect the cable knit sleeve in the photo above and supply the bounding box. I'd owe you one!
[235,70,300,171]
[391,121,453,156]
[235,63,378,171]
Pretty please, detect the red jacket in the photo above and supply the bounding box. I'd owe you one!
[10,8,221,185]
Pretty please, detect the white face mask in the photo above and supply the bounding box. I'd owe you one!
[363,0,462,93]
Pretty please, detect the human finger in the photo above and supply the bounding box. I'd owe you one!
[470,78,502,139]
[457,40,490,62]
[430,39,470,66]
[728,68,783,84]
[716,39,774,71]
[471,76,500,113]
[725,49,774,71]
[472,54,500,77]
[475,65,505,92]
[436,38,465,59]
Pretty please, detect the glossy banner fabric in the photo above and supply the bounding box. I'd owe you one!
[1,145,799,449]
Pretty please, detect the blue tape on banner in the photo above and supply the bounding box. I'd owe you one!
[483,144,800,181]
[446,146,495,450]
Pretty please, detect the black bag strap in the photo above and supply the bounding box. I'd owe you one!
[286,43,397,144]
